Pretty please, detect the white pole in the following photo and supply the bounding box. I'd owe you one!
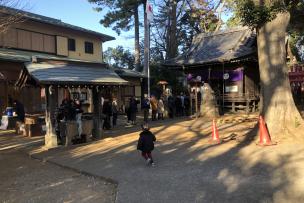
[147,25,150,98]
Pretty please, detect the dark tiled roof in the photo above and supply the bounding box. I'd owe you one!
[0,6,115,42]
[113,68,147,78]
[25,62,128,85]
[165,27,256,67]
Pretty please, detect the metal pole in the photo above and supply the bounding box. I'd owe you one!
[222,63,225,114]
[195,82,198,119]
[148,24,151,98]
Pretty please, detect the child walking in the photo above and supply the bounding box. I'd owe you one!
[137,123,156,166]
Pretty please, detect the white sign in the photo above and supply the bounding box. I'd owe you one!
[223,73,229,80]
[225,85,238,93]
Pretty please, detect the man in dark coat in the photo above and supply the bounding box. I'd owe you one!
[129,97,138,125]
[13,100,25,122]
[137,123,156,166]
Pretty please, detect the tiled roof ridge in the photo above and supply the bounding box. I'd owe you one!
[194,26,251,40]
[0,5,114,41]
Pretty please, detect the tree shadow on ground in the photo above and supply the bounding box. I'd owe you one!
[27,115,304,202]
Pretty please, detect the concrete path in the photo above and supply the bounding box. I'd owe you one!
[3,115,304,203]
[0,149,116,203]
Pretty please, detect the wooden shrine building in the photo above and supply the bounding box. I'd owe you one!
[164,27,260,114]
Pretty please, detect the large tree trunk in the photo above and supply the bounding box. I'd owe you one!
[257,12,303,139]
[166,0,178,59]
[134,4,141,72]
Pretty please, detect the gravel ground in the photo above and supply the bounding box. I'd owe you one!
[0,149,116,203]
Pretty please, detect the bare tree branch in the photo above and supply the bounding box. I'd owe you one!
[0,0,28,33]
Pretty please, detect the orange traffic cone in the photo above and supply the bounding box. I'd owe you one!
[258,116,276,146]
[210,119,221,144]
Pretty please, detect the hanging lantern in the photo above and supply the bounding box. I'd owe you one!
[187,74,193,81]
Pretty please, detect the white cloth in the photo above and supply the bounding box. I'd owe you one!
[146,0,153,23]
[76,113,82,137]
[0,116,8,130]
[157,99,165,113]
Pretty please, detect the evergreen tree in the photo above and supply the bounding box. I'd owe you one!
[104,46,135,69]
[88,0,142,71]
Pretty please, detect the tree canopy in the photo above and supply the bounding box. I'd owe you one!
[103,46,135,69]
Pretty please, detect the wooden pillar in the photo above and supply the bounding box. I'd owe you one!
[195,83,198,119]
[189,85,193,116]
[44,85,58,149]
[246,100,250,113]
[92,87,103,139]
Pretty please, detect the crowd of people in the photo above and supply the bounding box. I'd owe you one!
[102,91,203,128]
[54,90,203,133]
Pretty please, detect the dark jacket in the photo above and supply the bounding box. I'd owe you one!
[142,98,150,109]
[137,130,156,152]
[14,100,25,122]
[129,98,138,113]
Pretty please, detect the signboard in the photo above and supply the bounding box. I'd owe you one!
[225,85,238,93]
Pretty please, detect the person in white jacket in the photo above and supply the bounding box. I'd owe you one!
[157,97,165,120]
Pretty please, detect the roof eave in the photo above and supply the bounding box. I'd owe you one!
[26,17,115,42]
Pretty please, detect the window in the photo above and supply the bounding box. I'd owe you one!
[68,38,76,51]
[84,41,94,54]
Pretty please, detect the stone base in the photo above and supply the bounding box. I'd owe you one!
[45,133,58,149]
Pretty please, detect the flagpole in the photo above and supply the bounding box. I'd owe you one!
[147,24,150,98]
[145,0,152,98]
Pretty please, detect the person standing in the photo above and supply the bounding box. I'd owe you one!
[142,94,150,123]
[168,95,175,118]
[175,96,182,117]
[157,97,165,120]
[137,123,156,166]
[102,100,112,130]
[112,97,118,127]
[150,96,158,121]
[74,99,83,137]
[13,100,25,122]
[129,97,138,125]
[180,92,185,116]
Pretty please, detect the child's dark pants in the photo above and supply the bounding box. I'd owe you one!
[141,152,153,163]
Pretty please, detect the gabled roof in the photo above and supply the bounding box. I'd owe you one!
[25,62,128,85]
[0,6,115,42]
[165,27,257,67]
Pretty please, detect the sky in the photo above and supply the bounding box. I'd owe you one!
[24,0,135,51]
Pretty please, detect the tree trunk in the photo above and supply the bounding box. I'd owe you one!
[44,85,58,148]
[257,12,303,139]
[134,4,141,72]
[92,87,103,139]
[167,0,178,59]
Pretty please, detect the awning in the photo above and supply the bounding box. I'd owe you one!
[24,61,128,85]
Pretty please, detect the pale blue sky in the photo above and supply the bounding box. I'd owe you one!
[25,0,135,51]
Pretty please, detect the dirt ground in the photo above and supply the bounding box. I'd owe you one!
[0,149,116,203]
[2,113,304,202]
